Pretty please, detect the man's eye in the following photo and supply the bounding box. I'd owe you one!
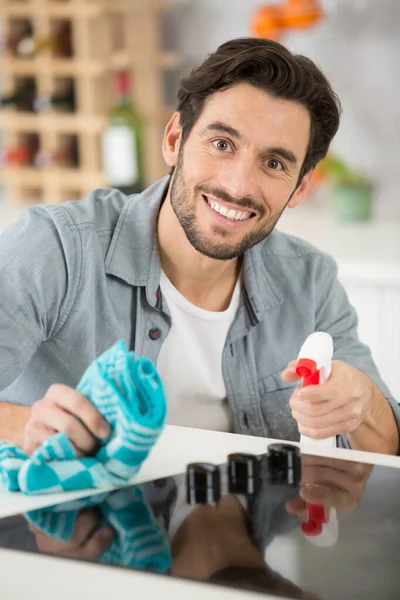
[266,158,284,170]
[212,139,231,152]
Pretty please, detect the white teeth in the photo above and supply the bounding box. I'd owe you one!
[207,198,251,222]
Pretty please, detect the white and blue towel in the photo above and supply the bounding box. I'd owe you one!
[25,486,172,573]
[0,340,167,494]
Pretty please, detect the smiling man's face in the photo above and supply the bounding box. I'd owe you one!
[166,82,311,260]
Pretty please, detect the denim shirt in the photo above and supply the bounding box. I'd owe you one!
[0,177,398,446]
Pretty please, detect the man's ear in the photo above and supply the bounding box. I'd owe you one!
[162,112,182,167]
[287,169,314,208]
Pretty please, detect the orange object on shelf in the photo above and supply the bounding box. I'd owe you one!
[251,4,284,41]
[281,0,323,29]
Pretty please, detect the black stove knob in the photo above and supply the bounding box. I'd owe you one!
[267,443,301,486]
[186,463,221,506]
[228,453,261,496]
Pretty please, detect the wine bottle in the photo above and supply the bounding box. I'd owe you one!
[59,135,79,168]
[34,86,75,113]
[0,79,36,112]
[33,149,67,168]
[101,71,144,195]
[16,23,72,59]
[1,20,33,53]
[34,136,79,169]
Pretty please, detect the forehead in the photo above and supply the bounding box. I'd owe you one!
[193,82,311,158]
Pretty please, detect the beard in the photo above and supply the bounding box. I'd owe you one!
[170,149,292,261]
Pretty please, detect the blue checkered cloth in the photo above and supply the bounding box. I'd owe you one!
[25,485,172,573]
[0,340,167,494]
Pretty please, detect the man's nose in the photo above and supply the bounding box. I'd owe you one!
[217,157,260,201]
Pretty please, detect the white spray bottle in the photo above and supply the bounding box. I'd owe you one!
[296,331,339,547]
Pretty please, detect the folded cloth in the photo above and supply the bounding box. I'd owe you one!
[0,340,167,494]
[25,486,172,573]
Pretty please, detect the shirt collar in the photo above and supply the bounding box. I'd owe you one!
[104,176,169,308]
[105,176,284,318]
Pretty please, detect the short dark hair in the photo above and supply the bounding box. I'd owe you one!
[177,37,341,181]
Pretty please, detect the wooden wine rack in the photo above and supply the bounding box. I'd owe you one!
[0,0,179,203]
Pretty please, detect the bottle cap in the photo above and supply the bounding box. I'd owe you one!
[186,463,221,506]
[228,453,261,496]
[115,71,130,96]
[267,443,301,486]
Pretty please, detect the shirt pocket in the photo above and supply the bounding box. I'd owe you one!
[258,370,299,441]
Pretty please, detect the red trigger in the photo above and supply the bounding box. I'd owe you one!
[296,358,320,387]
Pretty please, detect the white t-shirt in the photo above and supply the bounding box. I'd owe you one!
[157,270,241,432]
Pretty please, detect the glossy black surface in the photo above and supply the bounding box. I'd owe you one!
[1,444,400,599]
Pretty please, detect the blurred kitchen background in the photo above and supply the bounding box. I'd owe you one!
[0,0,399,400]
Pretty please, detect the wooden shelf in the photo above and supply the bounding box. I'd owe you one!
[0,167,107,189]
[0,0,180,201]
[106,0,173,12]
[0,52,182,77]
[0,107,173,131]
[0,57,104,77]
[0,0,173,18]
[0,2,102,19]
[0,112,106,134]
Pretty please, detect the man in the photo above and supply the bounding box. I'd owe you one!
[0,38,398,455]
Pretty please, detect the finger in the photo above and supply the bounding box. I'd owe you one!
[300,456,373,486]
[300,464,357,491]
[69,526,114,560]
[292,402,346,427]
[46,384,110,440]
[33,509,100,555]
[23,423,57,456]
[34,530,68,555]
[290,391,338,417]
[281,361,301,382]
[292,403,361,436]
[69,509,100,548]
[295,385,338,404]
[301,454,367,477]
[297,420,351,439]
[37,404,98,455]
[285,498,307,518]
[300,485,357,511]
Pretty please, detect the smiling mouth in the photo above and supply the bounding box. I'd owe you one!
[202,194,255,222]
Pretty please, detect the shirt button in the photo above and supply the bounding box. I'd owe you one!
[149,327,161,341]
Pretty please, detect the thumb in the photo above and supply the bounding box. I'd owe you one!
[281,360,301,382]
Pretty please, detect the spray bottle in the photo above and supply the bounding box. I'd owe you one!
[296,331,339,547]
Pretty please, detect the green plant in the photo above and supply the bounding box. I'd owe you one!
[319,154,373,190]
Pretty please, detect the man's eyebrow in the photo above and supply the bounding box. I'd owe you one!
[199,122,299,165]
[199,121,242,140]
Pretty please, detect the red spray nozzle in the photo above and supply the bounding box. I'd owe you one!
[301,503,327,537]
[296,358,320,387]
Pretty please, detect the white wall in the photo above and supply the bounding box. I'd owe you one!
[169,0,400,217]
